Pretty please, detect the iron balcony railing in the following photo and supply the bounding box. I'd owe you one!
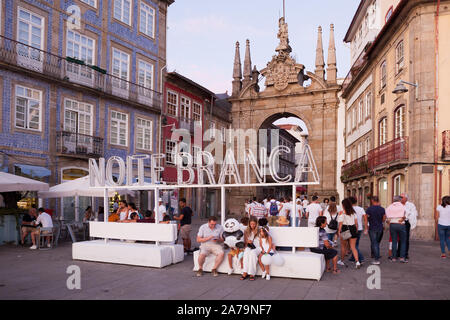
[56,131,103,158]
[368,137,409,171]
[443,130,450,160]
[341,155,368,181]
[0,35,161,109]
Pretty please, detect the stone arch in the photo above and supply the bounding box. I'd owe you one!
[254,110,312,136]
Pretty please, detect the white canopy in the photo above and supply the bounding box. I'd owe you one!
[38,175,135,198]
[0,172,49,192]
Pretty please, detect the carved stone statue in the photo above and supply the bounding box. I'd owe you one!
[276,17,291,53]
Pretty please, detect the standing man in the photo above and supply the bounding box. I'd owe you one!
[173,198,193,254]
[305,195,323,227]
[30,208,53,249]
[265,196,280,226]
[154,198,167,222]
[279,197,292,225]
[302,195,309,218]
[365,196,386,264]
[386,195,407,263]
[249,198,267,221]
[400,193,417,262]
[349,196,366,263]
[196,216,224,277]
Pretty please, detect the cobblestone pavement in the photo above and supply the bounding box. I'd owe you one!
[1,217,449,300]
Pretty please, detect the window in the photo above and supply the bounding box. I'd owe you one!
[346,150,351,163]
[379,118,387,146]
[110,110,128,146]
[221,127,226,142]
[393,174,405,196]
[396,41,404,73]
[347,113,351,133]
[385,6,393,23]
[380,60,387,89]
[17,7,44,49]
[193,102,202,121]
[365,92,372,119]
[210,121,216,139]
[15,85,42,131]
[112,48,130,92]
[80,0,96,7]
[394,106,406,139]
[167,91,178,116]
[365,137,371,155]
[66,30,95,82]
[165,140,176,165]
[139,2,155,37]
[357,142,363,158]
[114,0,131,25]
[138,60,153,90]
[352,108,357,129]
[64,99,93,136]
[180,96,190,119]
[358,100,363,124]
[136,117,152,151]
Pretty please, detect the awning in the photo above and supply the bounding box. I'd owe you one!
[0,172,49,192]
[14,164,51,179]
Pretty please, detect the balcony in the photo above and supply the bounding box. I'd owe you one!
[443,131,450,161]
[0,36,161,110]
[341,155,368,182]
[368,137,409,171]
[56,131,103,158]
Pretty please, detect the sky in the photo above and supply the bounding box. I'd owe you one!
[166,0,361,94]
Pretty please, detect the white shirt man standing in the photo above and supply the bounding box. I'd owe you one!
[400,193,418,261]
[305,195,323,227]
[154,198,167,222]
[349,196,367,263]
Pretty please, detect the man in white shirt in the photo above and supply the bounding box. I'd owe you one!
[400,193,418,261]
[302,196,309,219]
[154,198,167,222]
[249,197,267,220]
[30,208,53,250]
[349,196,366,263]
[305,195,322,227]
[278,197,293,225]
[295,199,303,226]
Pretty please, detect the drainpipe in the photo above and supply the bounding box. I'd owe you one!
[433,0,440,240]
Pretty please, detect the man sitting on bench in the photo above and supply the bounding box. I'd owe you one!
[196,216,224,277]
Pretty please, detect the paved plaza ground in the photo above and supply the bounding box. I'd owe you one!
[1,218,449,300]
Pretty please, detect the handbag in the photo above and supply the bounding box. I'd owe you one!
[340,226,352,240]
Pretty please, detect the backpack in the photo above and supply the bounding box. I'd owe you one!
[269,201,279,216]
[328,213,338,230]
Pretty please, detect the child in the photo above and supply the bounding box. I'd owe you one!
[257,218,276,251]
[227,247,244,275]
[240,217,249,232]
[258,227,274,280]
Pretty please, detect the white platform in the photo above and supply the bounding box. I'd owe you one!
[192,249,325,281]
[72,222,184,268]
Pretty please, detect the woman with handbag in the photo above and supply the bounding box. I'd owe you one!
[337,198,361,269]
[240,217,261,281]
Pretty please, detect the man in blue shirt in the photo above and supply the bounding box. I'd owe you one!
[365,196,386,264]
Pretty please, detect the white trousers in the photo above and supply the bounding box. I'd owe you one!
[242,247,262,276]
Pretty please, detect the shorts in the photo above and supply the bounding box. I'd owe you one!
[21,226,36,233]
[228,248,243,257]
[310,247,338,260]
[342,225,358,239]
[200,242,224,256]
[180,224,192,239]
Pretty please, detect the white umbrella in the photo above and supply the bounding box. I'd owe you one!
[0,172,49,192]
[37,175,135,198]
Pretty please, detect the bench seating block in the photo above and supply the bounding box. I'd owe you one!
[73,240,173,268]
[160,243,185,264]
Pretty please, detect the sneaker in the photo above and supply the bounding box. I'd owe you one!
[371,260,380,265]
[227,268,234,275]
[356,261,361,269]
[441,254,447,259]
[29,245,37,250]
[261,271,266,279]
[212,269,219,277]
[266,275,270,281]
[196,269,203,277]
[47,243,52,248]
[390,258,397,262]
[399,258,408,263]
[337,260,347,267]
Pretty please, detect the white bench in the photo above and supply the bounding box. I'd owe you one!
[72,222,184,268]
[193,227,326,280]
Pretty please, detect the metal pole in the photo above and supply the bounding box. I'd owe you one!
[221,186,225,226]
[292,184,296,254]
[154,187,160,246]
[103,188,108,243]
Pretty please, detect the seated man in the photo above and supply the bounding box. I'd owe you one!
[21,207,37,245]
[196,216,224,277]
[30,208,54,249]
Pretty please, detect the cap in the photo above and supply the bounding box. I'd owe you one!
[158,198,163,202]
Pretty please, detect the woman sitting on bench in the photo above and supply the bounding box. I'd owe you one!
[310,216,340,274]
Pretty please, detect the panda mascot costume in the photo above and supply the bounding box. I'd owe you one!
[222,218,245,274]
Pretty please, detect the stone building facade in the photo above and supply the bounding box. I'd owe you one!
[227,17,341,216]
[0,0,173,218]
[341,0,450,239]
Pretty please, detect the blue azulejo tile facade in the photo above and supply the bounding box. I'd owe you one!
[0,0,170,218]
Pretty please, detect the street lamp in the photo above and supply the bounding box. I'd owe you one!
[393,80,418,100]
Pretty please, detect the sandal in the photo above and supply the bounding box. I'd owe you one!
[326,268,332,273]
[333,269,341,274]
[240,274,248,280]
[249,275,255,281]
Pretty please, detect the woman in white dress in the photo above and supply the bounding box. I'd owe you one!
[240,217,261,281]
